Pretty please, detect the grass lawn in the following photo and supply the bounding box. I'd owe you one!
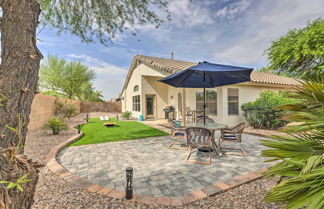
[70,118,169,146]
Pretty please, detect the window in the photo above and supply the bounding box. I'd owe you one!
[133,85,139,92]
[132,95,140,111]
[228,88,239,115]
[196,90,217,115]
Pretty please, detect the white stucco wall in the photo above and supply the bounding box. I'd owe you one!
[121,63,166,118]
[214,84,283,125]
[163,84,285,126]
[121,64,292,125]
[142,76,169,119]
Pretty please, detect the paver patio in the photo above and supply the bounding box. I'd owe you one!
[58,133,270,197]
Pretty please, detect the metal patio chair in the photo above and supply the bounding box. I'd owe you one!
[219,123,247,156]
[185,127,214,165]
[196,116,215,124]
[168,119,188,150]
[185,107,194,122]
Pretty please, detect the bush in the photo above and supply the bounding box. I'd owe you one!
[44,116,68,135]
[54,99,78,120]
[121,111,132,120]
[241,91,295,129]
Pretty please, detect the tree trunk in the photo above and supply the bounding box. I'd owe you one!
[0,148,40,209]
[0,0,42,208]
[0,0,42,149]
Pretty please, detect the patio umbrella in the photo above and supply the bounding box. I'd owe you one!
[159,61,253,125]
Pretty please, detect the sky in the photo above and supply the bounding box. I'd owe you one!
[37,0,324,100]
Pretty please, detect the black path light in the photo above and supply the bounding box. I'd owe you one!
[125,167,133,199]
[77,124,81,134]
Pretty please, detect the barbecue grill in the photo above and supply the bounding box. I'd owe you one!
[163,106,175,120]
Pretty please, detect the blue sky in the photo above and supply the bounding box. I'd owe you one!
[37,0,324,100]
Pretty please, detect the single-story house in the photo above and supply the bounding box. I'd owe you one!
[120,55,300,126]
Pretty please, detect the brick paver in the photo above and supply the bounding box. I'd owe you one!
[58,133,269,197]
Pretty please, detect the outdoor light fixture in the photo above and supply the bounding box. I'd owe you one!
[125,167,133,199]
[86,113,89,122]
[77,125,81,134]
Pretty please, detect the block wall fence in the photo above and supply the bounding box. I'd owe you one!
[28,94,121,131]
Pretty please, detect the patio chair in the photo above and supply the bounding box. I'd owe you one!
[168,119,188,150]
[196,116,215,124]
[103,116,109,121]
[100,116,105,121]
[185,127,214,165]
[219,123,247,156]
[185,107,193,122]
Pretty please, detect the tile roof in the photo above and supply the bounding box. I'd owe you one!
[120,55,300,96]
[250,71,300,86]
[135,55,197,74]
[135,55,300,86]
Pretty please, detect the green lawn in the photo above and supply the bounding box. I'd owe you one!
[70,118,169,146]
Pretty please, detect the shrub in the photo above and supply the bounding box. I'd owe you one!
[121,111,132,120]
[63,102,78,119]
[241,91,295,129]
[54,99,78,120]
[44,116,68,135]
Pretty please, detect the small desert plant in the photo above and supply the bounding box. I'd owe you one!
[44,116,67,135]
[121,111,132,120]
[0,174,31,192]
[63,102,78,119]
[54,99,78,120]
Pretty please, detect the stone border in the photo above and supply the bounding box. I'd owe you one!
[47,132,268,206]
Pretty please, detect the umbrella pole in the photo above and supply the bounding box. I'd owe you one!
[203,72,206,125]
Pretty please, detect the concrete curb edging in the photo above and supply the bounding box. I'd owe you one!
[47,133,268,206]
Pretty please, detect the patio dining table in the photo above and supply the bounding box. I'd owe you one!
[186,122,227,130]
[186,122,227,156]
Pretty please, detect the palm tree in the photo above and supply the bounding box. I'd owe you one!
[261,73,324,209]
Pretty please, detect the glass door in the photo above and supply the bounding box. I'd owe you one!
[146,95,155,118]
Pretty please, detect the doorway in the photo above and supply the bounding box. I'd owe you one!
[145,94,156,118]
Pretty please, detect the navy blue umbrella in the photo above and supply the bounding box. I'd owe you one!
[159,61,253,124]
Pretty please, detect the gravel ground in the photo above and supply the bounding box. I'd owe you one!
[25,114,86,165]
[244,126,289,137]
[24,113,283,209]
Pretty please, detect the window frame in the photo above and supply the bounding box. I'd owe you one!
[227,88,239,115]
[196,89,217,115]
[132,95,140,112]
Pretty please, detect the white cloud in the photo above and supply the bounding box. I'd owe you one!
[168,0,214,27]
[67,54,128,76]
[213,0,324,66]
[215,0,253,19]
[38,0,324,99]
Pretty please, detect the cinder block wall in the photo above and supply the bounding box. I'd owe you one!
[28,94,121,131]
[80,102,122,113]
[28,94,80,131]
